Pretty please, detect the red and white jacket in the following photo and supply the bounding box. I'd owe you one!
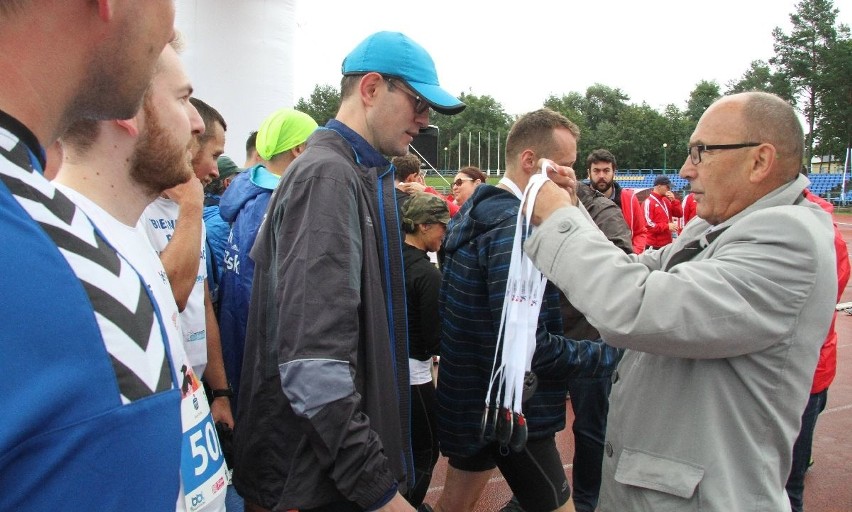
[619,188,647,254]
[804,190,850,394]
[678,192,697,232]
[643,191,682,249]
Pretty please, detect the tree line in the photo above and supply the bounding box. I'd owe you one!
[296,0,850,178]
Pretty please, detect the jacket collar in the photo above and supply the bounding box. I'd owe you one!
[324,119,389,169]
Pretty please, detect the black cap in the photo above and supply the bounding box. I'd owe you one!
[654,176,671,186]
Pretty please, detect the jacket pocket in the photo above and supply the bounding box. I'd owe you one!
[614,448,704,499]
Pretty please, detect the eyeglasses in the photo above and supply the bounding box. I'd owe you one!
[453,177,475,187]
[385,78,430,114]
[687,142,761,165]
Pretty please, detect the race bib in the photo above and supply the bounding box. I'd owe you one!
[178,366,228,511]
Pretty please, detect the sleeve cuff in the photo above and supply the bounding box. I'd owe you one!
[365,482,398,511]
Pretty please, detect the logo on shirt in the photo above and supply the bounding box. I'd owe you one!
[148,218,176,230]
[188,330,206,342]
[190,492,205,509]
[212,477,226,493]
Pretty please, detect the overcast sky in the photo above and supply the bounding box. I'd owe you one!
[292,0,850,116]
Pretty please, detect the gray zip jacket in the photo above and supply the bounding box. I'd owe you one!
[233,127,411,510]
[525,174,836,511]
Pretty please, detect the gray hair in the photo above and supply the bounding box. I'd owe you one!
[737,92,804,180]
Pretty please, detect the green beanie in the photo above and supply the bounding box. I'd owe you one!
[216,155,242,180]
[256,108,318,160]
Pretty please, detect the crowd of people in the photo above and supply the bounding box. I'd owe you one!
[2,3,844,512]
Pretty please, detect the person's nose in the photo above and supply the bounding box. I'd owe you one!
[679,157,695,180]
[415,109,430,128]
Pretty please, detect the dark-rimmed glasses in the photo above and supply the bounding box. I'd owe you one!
[687,143,761,165]
[385,78,430,114]
[453,177,474,187]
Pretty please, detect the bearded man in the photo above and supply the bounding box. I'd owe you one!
[54,43,229,512]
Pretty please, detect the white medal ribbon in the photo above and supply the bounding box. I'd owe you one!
[487,164,551,415]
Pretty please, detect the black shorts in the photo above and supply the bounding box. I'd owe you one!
[448,436,570,512]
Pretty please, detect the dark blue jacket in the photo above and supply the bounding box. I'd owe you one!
[216,165,279,409]
[436,184,619,458]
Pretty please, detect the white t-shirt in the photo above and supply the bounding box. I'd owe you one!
[142,197,209,377]
[409,358,434,386]
[57,185,226,512]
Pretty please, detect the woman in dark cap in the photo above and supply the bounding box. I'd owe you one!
[400,192,450,508]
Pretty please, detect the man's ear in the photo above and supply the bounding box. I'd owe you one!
[360,72,384,108]
[520,149,537,175]
[748,143,776,184]
[291,143,307,158]
[115,117,140,138]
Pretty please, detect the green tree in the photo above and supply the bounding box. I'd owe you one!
[661,104,694,171]
[295,84,340,126]
[772,0,844,163]
[544,87,631,176]
[609,103,670,170]
[685,80,721,124]
[582,84,630,130]
[429,92,513,171]
[543,91,587,133]
[814,34,852,163]
[725,60,794,100]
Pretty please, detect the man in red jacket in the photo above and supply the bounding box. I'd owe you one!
[681,191,697,228]
[643,175,683,249]
[588,149,647,253]
[786,188,850,512]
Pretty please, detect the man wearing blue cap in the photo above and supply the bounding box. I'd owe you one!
[233,32,464,512]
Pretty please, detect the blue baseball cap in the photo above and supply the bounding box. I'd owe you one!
[342,31,465,115]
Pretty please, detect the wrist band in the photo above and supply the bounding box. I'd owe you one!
[211,387,233,398]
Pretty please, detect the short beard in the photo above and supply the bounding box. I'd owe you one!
[593,179,612,193]
[129,97,193,197]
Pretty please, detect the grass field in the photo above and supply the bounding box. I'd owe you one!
[424,175,500,192]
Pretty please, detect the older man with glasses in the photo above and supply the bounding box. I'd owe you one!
[523,91,837,511]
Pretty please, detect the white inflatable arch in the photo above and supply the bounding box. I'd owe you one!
[176,0,296,162]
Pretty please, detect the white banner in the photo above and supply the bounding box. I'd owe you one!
[176,0,296,163]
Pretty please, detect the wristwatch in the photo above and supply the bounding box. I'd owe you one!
[210,387,233,398]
